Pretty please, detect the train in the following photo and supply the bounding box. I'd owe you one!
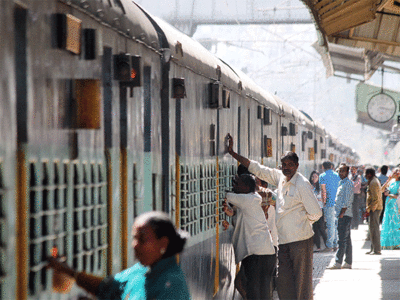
[0,0,359,299]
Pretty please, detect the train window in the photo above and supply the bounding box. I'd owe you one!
[301,132,307,152]
[209,82,221,108]
[83,29,96,60]
[72,162,107,274]
[289,123,296,136]
[320,136,324,143]
[263,108,272,125]
[29,161,69,294]
[308,148,315,160]
[74,79,101,129]
[281,125,288,136]
[308,131,313,139]
[314,140,318,154]
[257,106,264,119]
[321,149,327,159]
[180,164,219,236]
[222,90,230,108]
[52,14,82,55]
[263,136,273,157]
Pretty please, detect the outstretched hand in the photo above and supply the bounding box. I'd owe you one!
[47,257,74,278]
[226,133,233,154]
[222,220,230,231]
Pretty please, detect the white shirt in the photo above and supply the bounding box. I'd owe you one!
[226,192,275,264]
[249,160,322,245]
[259,187,279,247]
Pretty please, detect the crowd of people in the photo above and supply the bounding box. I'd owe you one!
[45,133,400,300]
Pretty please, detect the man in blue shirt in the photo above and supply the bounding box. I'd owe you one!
[328,164,354,269]
[320,161,340,251]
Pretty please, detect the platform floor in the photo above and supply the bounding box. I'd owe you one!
[272,223,400,300]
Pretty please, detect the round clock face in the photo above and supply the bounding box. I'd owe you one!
[367,93,396,123]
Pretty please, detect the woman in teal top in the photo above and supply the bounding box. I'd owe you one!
[48,211,191,299]
[381,170,400,250]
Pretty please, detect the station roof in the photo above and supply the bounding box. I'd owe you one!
[301,0,400,78]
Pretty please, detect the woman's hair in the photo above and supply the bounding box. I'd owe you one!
[136,211,189,258]
[309,170,320,192]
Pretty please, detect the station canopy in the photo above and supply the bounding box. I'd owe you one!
[302,0,400,79]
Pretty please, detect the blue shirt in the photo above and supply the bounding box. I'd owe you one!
[319,170,340,207]
[377,174,388,186]
[335,177,354,217]
[96,256,191,300]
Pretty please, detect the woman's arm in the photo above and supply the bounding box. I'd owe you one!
[48,257,103,295]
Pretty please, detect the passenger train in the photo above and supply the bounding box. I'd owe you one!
[0,0,359,299]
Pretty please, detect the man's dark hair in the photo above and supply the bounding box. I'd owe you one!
[281,151,299,164]
[237,164,251,176]
[322,161,331,170]
[381,165,388,175]
[240,174,256,193]
[340,165,349,173]
[365,167,376,177]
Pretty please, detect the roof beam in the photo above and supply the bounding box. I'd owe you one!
[331,35,400,47]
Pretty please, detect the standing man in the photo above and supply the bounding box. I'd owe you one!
[377,165,389,224]
[365,167,383,255]
[350,166,362,229]
[226,134,322,300]
[319,161,340,252]
[328,165,354,269]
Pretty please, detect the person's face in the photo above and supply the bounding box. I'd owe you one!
[281,158,299,179]
[351,167,357,175]
[233,175,251,194]
[131,222,168,266]
[365,173,372,181]
[339,167,349,180]
[312,173,319,184]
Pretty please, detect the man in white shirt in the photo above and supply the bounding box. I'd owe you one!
[223,173,276,300]
[226,134,322,300]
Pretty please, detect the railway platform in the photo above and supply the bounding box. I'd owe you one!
[273,223,400,300]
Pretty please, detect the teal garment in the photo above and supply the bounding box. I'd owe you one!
[381,181,400,250]
[96,256,191,300]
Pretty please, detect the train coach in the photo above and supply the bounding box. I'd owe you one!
[0,0,358,299]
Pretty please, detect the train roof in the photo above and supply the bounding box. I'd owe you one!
[74,0,160,49]
[313,120,326,136]
[232,68,280,113]
[151,16,239,91]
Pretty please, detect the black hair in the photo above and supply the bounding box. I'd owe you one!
[135,211,189,258]
[239,174,256,193]
[280,151,299,164]
[365,167,376,177]
[237,164,251,176]
[309,170,320,192]
[322,161,331,170]
[381,165,388,175]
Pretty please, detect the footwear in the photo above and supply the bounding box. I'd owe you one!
[333,247,338,251]
[372,252,382,255]
[321,247,333,252]
[365,251,373,255]
[313,248,321,253]
[327,262,341,269]
[342,262,352,269]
